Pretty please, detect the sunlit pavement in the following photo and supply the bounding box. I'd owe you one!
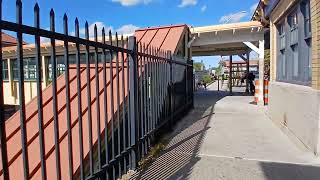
[131,82,320,180]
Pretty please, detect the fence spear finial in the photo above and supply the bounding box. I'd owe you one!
[63,13,68,21]
[85,21,89,39]
[75,18,79,37]
[109,29,112,46]
[34,3,40,28]
[63,13,68,35]
[94,24,98,42]
[34,3,39,11]
[102,27,105,44]
[50,9,55,32]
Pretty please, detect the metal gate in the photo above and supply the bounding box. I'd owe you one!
[0,1,194,179]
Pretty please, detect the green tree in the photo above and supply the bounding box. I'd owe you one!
[202,74,213,84]
[194,62,204,71]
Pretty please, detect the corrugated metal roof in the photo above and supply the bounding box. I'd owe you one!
[135,24,188,54]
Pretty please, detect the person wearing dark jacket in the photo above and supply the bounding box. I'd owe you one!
[248,72,255,94]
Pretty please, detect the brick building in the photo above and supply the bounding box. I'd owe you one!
[254,0,320,155]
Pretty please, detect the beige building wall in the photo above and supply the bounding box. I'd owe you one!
[267,0,320,155]
[311,0,320,90]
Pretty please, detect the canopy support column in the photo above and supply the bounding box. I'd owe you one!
[244,41,264,103]
[246,51,250,93]
[229,55,232,94]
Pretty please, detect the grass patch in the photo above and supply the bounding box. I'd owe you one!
[138,139,168,170]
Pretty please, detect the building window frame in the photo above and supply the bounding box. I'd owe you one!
[301,0,311,39]
[2,60,9,81]
[288,10,299,46]
[275,1,311,86]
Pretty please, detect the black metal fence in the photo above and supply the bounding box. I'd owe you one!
[0,1,194,180]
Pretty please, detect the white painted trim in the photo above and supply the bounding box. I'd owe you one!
[244,42,260,55]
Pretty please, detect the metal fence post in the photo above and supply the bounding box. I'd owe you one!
[0,0,9,179]
[128,36,138,170]
[191,60,194,108]
[169,52,174,128]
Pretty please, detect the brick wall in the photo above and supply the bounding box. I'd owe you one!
[311,0,320,90]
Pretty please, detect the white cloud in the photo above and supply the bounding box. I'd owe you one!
[201,5,207,12]
[116,24,140,35]
[178,0,197,8]
[40,27,50,43]
[219,11,248,24]
[40,37,50,43]
[70,22,139,38]
[79,22,113,37]
[250,3,258,14]
[112,0,152,6]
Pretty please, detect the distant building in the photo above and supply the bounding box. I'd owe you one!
[223,60,259,74]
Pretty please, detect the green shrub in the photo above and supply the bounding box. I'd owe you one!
[202,75,213,84]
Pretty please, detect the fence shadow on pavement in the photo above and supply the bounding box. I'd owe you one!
[130,87,249,180]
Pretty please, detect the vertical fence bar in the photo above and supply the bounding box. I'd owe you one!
[153,49,157,126]
[169,52,174,128]
[139,43,145,157]
[167,52,170,119]
[151,47,155,128]
[143,44,148,151]
[191,60,194,108]
[161,51,164,121]
[155,49,159,125]
[84,21,94,176]
[63,14,74,180]
[185,59,188,104]
[144,45,149,149]
[158,51,162,123]
[34,4,47,180]
[16,1,30,179]
[142,44,146,155]
[0,0,9,179]
[115,33,122,177]
[50,9,62,180]
[128,36,137,170]
[75,18,84,180]
[126,38,131,170]
[150,47,154,133]
[108,30,116,178]
[94,24,102,173]
[120,35,127,172]
[101,28,109,180]
[116,32,122,177]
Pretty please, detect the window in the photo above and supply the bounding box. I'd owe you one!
[276,2,311,86]
[307,40,312,82]
[12,60,19,80]
[280,50,286,79]
[292,45,299,77]
[301,0,311,38]
[2,60,9,80]
[288,12,298,45]
[279,23,286,50]
[12,58,41,81]
[24,58,37,80]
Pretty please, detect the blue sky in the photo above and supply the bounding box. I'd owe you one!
[2,0,259,67]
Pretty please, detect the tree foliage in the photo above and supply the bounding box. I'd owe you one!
[202,74,213,84]
[194,62,204,71]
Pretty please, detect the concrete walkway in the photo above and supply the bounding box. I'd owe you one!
[131,83,320,180]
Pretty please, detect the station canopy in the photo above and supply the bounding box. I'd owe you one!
[190,21,264,56]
